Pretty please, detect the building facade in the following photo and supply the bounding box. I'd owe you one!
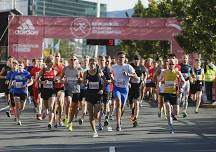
[29,0,107,17]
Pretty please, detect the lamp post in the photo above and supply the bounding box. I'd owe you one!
[94,0,100,58]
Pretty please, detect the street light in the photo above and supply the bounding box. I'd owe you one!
[94,0,100,58]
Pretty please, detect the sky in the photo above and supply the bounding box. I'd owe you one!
[86,0,149,12]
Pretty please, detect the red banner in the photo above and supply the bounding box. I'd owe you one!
[8,16,183,59]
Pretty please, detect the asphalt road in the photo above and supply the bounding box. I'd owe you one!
[0,97,216,152]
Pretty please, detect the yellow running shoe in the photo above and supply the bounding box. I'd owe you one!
[64,118,69,128]
[68,122,73,132]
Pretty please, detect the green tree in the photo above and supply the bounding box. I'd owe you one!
[176,0,216,60]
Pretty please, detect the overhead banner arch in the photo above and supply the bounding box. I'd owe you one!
[8,16,184,59]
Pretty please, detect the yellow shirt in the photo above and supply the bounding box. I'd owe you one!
[164,69,178,94]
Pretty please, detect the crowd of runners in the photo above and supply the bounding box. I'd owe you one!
[0,51,215,137]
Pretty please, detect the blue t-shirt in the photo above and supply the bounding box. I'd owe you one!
[6,70,16,93]
[11,70,31,95]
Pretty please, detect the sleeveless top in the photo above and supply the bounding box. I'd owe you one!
[41,68,55,89]
[164,70,178,94]
[86,68,101,90]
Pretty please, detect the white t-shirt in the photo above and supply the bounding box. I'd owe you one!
[112,64,135,88]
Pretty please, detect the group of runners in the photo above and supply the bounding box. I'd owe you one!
[0,51,214,137]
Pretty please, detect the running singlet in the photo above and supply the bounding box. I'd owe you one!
[112,64,135,88]
[64,66,81,93]
[194,68,204,81]
[11,70,31,95]
[180,64,192,81]
[163,70,178,94]
[102,66,112,92]
[53,64,64,89]
[86,69,101,90]
[41,68,55,89]
[145,64,154,83]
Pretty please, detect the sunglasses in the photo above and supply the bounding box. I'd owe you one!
[55,56,60,57]
[70,58,77,61]
[169,63,175,65]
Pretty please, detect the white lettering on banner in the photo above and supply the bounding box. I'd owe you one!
[92,21,122,35]
[89,82,99,90]
[13,44,39,52]
[15,19,39,35]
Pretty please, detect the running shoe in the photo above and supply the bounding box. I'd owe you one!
[6,111,11,118]
[68,122,73,132]
[54,123,58,128]
[64,118,69,128]
[104,119,109,127]
[97,123,103,131]
[17,121,22,126]
[48,123,52,130]
[132,118,138,128]
[182,112,188,118]
[59,121,64,127]
[116,126,122,132]
[107,126,113,132]
[78,118,83,125]
[92,131,98,138]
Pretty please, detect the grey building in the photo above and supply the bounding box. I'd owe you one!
[29,0,107,17]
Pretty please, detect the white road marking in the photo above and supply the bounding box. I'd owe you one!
[0,106,9,112]
[109,146,115,152]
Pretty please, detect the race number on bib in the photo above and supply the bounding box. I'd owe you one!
[43,81,53,89]
[89,82,99,90]
[146,79,151,83]
[15,82,23,88]
[67,77,78,84]
[196,75,202,80]
[115,79,126,87]
[165,81,175,88]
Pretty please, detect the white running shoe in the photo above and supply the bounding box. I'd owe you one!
[92,132,98,138]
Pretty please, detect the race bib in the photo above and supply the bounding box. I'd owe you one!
[89,82,99,90]
[16,82,24,88]
[146,79,151,83]
[196,75,202,80]
[131,77,141,84]
[159,84,165,93]
[165,81,175,88]
[43,81,53,89]
[67,77,78,84]
[115,79,126,87]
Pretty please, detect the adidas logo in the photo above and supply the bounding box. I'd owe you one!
[15,19,38,35]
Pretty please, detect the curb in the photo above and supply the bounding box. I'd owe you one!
[200,104,216,108]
